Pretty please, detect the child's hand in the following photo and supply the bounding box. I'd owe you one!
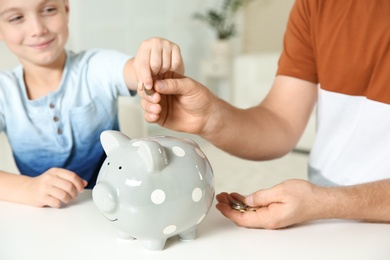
[133,37,184,92]
[23,168,87,208]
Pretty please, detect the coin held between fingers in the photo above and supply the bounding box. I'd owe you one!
[143,84,155,96]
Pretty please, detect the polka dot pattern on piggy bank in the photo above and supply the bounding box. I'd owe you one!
[92,130,215,251]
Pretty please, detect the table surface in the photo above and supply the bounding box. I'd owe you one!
[1,190,389,260]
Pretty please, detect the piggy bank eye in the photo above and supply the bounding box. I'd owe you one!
[107,162,110,166]
[119,166,122,170]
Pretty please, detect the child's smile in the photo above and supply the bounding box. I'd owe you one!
[28,38,55,51]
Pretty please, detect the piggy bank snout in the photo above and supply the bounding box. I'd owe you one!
[92,183,117,213]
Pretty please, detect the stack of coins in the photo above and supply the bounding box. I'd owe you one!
[230,200,259,213]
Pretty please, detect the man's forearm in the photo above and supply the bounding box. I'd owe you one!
[323,179,390,222]
[202,98,297,160]
[202,76,317,161]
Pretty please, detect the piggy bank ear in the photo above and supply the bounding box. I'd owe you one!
[138,140,169,173]
[100,130,130,156]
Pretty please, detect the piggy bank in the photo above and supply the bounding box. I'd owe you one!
[92,130,214,250]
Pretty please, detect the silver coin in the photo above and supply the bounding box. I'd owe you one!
[230,199,248,211]
[231,200,247,207]
[231,204,246,210]
[230,199,261,212]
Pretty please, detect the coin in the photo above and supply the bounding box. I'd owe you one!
[143,84,155,96]
[230,199,260,212]
[231,200,246,207]
[231,204,246,210]
[230,199,248,212]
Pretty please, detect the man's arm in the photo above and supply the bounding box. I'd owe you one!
[323,179,390,222]
[216,178,390,229]
[202,75,317,160]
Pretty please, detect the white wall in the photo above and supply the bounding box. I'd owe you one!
[0,42,19,69]
[243,0,295,53]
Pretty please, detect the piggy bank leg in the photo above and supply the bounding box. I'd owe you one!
[117,230,136,240]
[178,226,197,241]
[142,239,167,251]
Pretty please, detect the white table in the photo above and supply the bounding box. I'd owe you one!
[1,190,389,260]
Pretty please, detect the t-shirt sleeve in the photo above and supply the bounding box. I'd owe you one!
[84,49,134,99]
[277,0,318,84]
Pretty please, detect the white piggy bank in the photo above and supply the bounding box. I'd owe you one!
[92,130,215,250]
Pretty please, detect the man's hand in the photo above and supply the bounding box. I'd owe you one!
[216,179,328,229]
[138,75,218,135]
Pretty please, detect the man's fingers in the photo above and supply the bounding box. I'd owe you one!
[216,192,231,205]
[245,186,283,207]
[230,192,246,202]
[216,191,276,228]
[216,200,265,228]
[154,76,194,95]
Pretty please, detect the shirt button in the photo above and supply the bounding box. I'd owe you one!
[49,103,55,109]
[53,116,59,122]
[57,129,63,135]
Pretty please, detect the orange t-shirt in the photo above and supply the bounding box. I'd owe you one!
[276,0,390,186]
[277,0,390,104]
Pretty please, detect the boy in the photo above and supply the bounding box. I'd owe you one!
[0,0,184,208]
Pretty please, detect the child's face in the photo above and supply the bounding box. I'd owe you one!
[0,0,69,67]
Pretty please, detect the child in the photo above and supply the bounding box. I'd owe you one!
[0,0,184,208]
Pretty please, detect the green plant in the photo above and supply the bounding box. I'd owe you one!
[193,0,253,40]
